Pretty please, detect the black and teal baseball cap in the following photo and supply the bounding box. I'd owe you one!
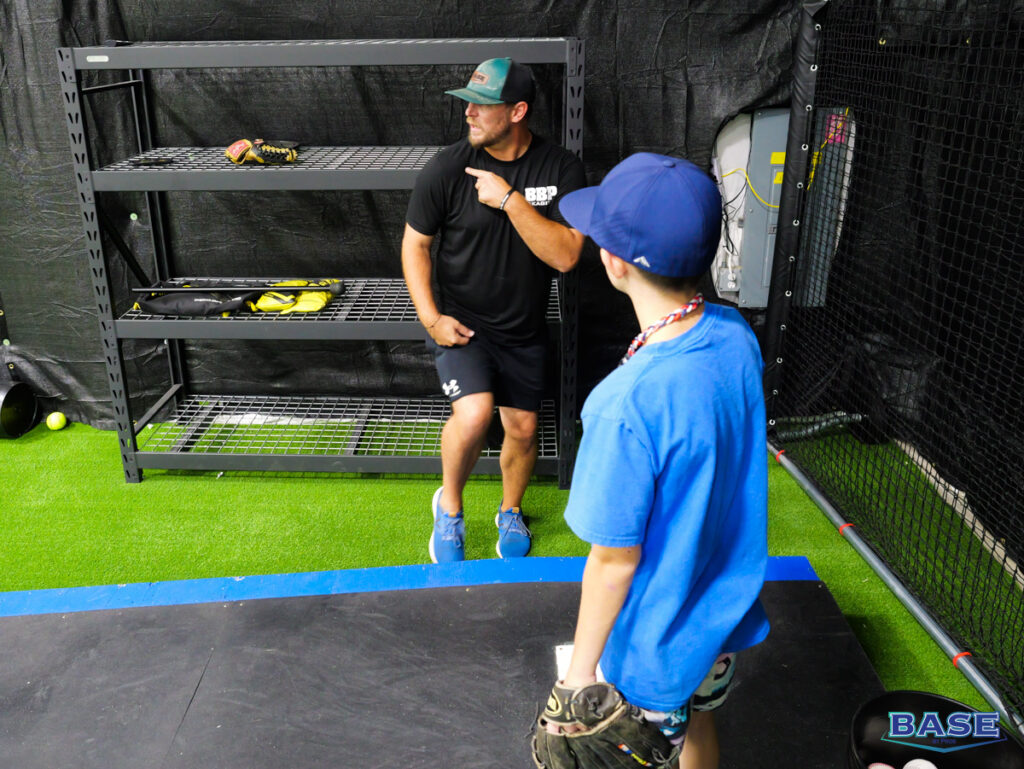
[445,58,536,105]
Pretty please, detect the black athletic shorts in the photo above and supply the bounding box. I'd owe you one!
[427,332,546,412]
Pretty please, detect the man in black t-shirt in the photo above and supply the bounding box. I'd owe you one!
[402,57,585,563]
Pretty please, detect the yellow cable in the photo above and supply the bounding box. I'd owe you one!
[808,106,851,189]
[819,107,851,152]
[721,167,779,209]
[722,108,850,201]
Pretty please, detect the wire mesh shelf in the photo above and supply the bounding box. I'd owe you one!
[136,393,558,463]
[71,38,575,70]
[93,147,445,191]
[119,277,560,337]
[102,146,441,172]
[85,38,570,49]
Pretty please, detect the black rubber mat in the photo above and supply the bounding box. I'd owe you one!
[0,580,881,768]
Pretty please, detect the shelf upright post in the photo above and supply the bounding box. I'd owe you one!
[57,48,142,482]
[558,37,585,489]
[131,66,188,398]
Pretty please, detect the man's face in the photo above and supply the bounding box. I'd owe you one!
[465,102,515,149]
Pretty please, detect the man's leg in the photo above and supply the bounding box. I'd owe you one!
[497,406,538,509]
[440,392,494,514]
[678,710,718,769]
[493,338,545,510]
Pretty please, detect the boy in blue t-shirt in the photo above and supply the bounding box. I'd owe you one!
[551,153,770,768]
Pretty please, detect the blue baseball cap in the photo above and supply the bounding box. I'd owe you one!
[558,153,722,278]
[445,58,535,105]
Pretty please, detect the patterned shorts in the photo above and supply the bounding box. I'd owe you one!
[639,653,737,746]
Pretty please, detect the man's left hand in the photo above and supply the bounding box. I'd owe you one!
[465,167,513,209]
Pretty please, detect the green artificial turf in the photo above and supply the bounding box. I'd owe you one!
[778,434,1024,702]
[0,421,584,589]
[0,421,992,713]
[767,459,989,713]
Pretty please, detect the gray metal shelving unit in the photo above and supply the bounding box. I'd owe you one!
[58,38,584,485]
[116,277,561,340]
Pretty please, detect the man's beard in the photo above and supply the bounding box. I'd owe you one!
[468,120,512,149]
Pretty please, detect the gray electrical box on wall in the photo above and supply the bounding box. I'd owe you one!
[711,108,789,308]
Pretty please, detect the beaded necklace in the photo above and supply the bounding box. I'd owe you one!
[619,293,704,365]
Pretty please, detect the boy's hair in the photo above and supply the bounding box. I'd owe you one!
[634,267,701,294]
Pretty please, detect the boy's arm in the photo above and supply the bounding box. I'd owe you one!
[563,543,642,688]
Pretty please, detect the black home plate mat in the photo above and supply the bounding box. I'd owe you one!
[0,580,881,768]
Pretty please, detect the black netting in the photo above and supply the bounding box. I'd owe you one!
[768,1,1024,720]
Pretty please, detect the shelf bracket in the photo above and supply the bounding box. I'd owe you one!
[95,203,153,287]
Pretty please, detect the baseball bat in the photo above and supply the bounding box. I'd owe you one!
[131,282,344,296]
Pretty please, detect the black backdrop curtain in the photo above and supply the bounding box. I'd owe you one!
[0,1,799,426]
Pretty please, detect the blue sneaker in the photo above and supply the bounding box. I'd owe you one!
[495,504,532,557]
[429,487,465,563]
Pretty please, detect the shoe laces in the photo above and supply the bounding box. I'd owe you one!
[255,142,296,162]
[499,510,530,537]
[436,512,464,543]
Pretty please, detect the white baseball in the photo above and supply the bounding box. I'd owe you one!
[867,763,896,769]
[903,760,939,769]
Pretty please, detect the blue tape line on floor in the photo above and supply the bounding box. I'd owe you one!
[0,556,816,618]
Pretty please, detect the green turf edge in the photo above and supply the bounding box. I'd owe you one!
[0,423,996,714]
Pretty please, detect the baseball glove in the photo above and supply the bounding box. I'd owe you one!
[531,681,681,769]
[225,138,299,164]
[246,280,343,314]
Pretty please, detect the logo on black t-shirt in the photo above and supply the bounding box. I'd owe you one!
[524,185,558,207]
[442,379,461,398]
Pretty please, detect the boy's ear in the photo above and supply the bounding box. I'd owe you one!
[600,249,629,280]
